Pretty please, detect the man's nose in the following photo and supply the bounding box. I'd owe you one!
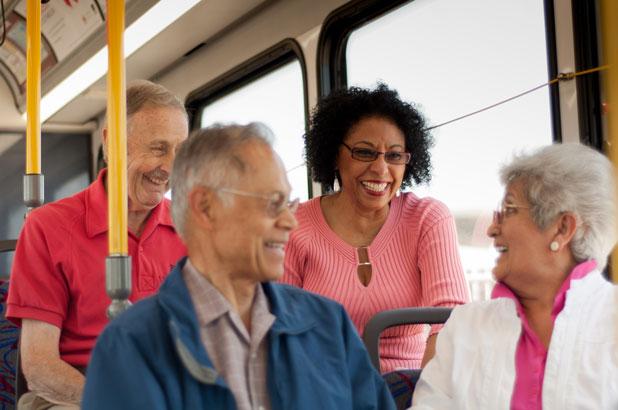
[161,151,175,173]
[278,206,298,231]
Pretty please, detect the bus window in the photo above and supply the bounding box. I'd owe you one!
[345,0,554,300]
[200,60,308,201]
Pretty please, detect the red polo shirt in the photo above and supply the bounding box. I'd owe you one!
[7,169,186,366]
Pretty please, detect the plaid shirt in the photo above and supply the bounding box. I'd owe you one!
[183,259,275,410]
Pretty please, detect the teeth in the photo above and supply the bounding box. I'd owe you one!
[495,246,508,253]
[265,242,284,249]
[362,181,388,192]
[145,175,167,185]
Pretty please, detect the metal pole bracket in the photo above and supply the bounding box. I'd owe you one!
[106,255,132,319]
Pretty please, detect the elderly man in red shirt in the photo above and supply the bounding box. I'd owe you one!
[7,80,189,409]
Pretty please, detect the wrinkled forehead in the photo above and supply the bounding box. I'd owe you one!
[127,106,188,144]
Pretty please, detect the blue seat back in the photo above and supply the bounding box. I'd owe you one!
[0,280,18,410]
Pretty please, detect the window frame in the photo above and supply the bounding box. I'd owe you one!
[571,0,604,151]
[317,0,565,143]
[185,39,311,197]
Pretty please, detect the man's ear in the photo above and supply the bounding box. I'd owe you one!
[188,186,216,230]
[101,128,109,163]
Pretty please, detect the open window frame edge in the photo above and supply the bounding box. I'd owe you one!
[318,0,562,144]
[185,38,312,198]
[570,0,603,152]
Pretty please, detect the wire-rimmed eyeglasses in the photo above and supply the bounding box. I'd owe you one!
[217,187,299,217]
[493,202,530,224]
[341,142,411,165]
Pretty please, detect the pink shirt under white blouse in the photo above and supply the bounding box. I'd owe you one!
[491,259,597,410]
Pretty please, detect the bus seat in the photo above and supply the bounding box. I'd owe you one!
[0,280,18,410]
[0,239,20,409]
[383,369,422,409]
[362,307,452,410]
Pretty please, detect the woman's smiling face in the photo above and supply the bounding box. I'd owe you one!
[486,179,556,288]
[336,116,407,213]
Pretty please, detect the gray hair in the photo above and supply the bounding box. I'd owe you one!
[126,79,187,121]
[103,80,187,161]
[171,122,275,239]
[500,143,617,269]
[105,79,188,123]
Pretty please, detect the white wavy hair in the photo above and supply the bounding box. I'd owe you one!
[500,143,617,269]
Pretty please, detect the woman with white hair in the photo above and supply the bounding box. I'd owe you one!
[411,143,618,409]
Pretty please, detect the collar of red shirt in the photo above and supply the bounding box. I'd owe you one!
[85,168,175,238]
[491,259,598,320]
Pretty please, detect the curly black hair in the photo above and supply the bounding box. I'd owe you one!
[305,83,433,192]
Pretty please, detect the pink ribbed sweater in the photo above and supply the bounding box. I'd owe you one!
[282,193,469,372]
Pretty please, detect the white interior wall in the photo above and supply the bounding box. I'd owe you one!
[157,0,347,103]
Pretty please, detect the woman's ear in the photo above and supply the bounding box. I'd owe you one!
[553,212,578,248]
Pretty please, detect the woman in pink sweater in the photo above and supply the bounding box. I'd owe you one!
[282,84,469,373]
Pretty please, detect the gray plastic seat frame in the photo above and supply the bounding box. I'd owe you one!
[0,240,17,253]
[362,307,453,370]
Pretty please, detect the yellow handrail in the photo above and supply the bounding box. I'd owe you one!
[106,0,128,256]
[601,0,617,283]
[25,0,41,175]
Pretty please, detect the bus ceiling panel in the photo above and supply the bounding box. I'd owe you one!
[47,0,268,125]
[1,0,157,113]
[158,0,347,105]
[0,66,24,130]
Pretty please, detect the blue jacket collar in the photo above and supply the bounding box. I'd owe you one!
[157,257,316,381]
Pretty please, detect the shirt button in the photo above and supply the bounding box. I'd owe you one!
[251,352,257,359]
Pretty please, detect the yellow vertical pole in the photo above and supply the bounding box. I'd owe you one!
[105,0,131,319]
[23,0,44,211]
[601,0,618,283]
[25,0,41,175]
[106,0,127,256]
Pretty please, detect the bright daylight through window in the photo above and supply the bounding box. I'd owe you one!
[346,0,553,300]
[201,61,308,201]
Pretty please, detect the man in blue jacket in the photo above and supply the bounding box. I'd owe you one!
[82,123,395,410]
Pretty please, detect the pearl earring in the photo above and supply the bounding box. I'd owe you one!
[550,241,559,252]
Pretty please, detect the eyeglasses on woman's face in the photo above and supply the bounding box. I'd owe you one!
[216,187,299,218]
[493,201,530,224]
[341,142,411,165]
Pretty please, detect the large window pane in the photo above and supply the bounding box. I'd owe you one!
[346,0,553,300]
[201,61,308,201]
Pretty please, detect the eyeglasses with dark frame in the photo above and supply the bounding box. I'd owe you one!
[493,201,530,224]
[216,187,300,217]
[341,142,411,165]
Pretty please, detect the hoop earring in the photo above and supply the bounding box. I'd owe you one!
[550,241,559,252]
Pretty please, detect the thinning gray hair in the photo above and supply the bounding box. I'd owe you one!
[105,79,187,125]
[126,79,187,120]
[171,122,275,239]
[103,80,187,161]
[501,143,617,269]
